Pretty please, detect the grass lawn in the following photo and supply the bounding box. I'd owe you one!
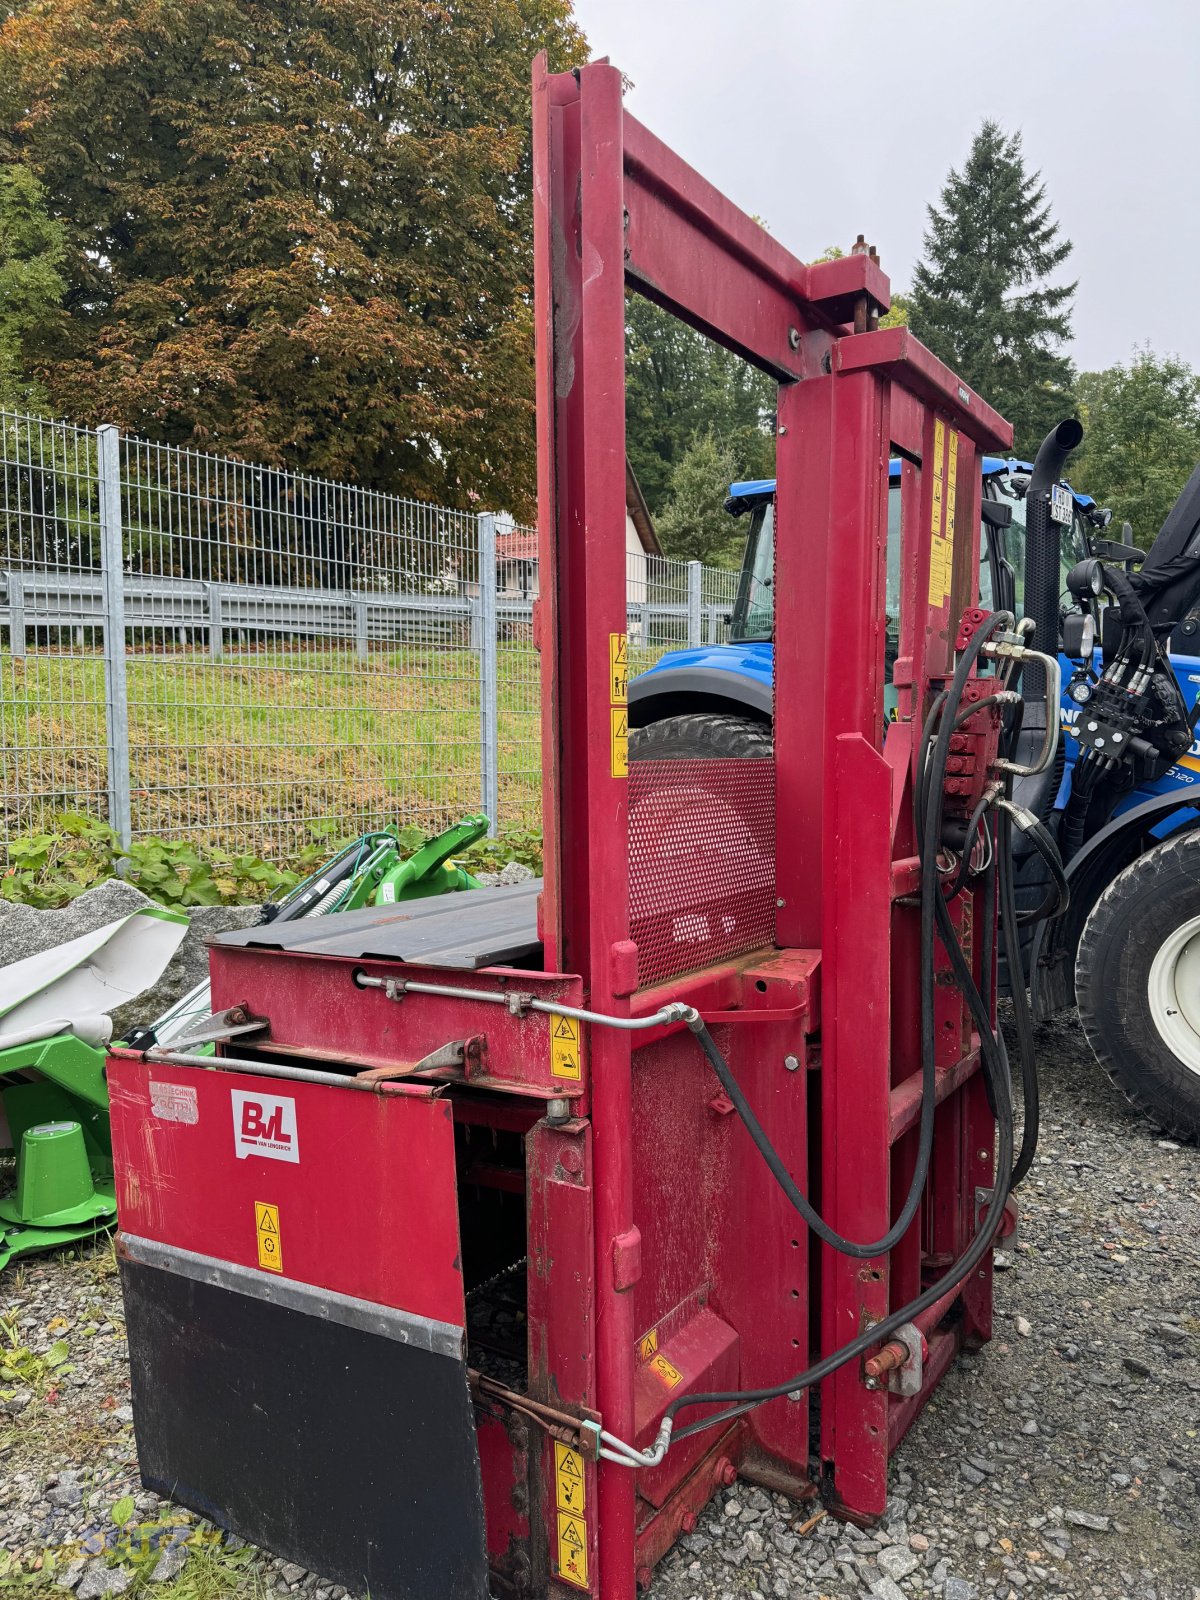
[0,643,545,862]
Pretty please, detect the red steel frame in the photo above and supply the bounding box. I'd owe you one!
[532,54,1012,1595]
[106,55,1019,1600]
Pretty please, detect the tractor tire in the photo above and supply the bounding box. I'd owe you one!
[1075,830,1200,1143]
[629,712,772,762]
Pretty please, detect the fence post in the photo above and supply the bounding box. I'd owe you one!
[6,572,26,659]
[354,597,369,663]
[477,512,500,837]
[98,424,132,848]
[205,583,223,660]
[686,560,703,648]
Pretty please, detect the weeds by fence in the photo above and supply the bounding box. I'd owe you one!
[0,409,739,863]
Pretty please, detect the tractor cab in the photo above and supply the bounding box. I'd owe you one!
[725,460,1097,648]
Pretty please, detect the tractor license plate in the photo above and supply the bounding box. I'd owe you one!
[1049,483,1073,525]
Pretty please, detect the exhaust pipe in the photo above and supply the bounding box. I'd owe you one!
[1014,419,1084,810]
[1022,418,1084,711]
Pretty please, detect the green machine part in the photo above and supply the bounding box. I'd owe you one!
[342,815,490,909]
[0,1032,115,1271]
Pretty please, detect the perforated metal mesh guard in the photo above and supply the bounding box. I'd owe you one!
[629,758,776,990]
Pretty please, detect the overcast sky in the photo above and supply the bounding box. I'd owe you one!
[573,0,1200,374]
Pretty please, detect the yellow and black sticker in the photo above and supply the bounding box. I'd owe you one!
[255,1202,282,1273]
[946,428,959,542]
[550,1014,581,1082]
[554,1441,586,1514]
[610,707,628,778]
[557,1512,589,1589]
[637,1328,659,1363]
[649,1352,683,1389]
[609,632,628,705]
[928,418,951,607]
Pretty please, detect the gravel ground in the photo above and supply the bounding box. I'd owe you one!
[1,1011,1197,1600]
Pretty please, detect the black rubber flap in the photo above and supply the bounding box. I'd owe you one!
[214,881,541,970]
[120,1255,489,1600]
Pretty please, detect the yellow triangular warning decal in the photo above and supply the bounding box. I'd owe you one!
[560,1450,581,1478]
[259,1212,277,1233]
[553,1018,575,1039]
[560,1520,584,1549]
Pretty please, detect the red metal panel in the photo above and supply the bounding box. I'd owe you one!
[208,948,588,1103]
[108,1053,465,1329]
[629,759,775,988]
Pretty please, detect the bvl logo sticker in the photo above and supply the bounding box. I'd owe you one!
[231,1091,299,1163]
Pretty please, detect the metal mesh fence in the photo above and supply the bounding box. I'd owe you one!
[0,411,108,835]
[0,409,745,862]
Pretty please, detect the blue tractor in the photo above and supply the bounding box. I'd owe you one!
[630,424,1200,1142]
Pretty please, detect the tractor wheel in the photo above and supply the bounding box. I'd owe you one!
[629,712,772,762]
[1075,830,1200,1143]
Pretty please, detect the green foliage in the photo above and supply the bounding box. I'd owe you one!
[655,431,747,568]
[1073,348,1200,549]
[879,291,910,331]
[909,121,1075,455]
[0,0,586,518]
[0,1313,73,1397]
[458,825,543,875]
[110,1496,136,1529]
[0,162,65,408]
[1,812,297,909]
[0,810,543,909]
[625,295,775,517]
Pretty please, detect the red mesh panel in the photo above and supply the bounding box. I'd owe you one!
[629,758,776,990]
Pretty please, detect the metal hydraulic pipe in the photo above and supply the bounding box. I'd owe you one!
[143,1049,391,1093]
[355,973,692,1032]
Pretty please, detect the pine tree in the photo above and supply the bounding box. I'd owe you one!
[909,121,1076,456]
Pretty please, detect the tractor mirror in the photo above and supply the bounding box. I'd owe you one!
[981,501,1013,530]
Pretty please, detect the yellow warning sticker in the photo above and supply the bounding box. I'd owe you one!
[609,632,628,705]
[930,417,946,535]
[556,1511,589,1589]
[637,1328,659,1362]
[946,429,959,542]
[255,1201,282,1273]
[550,1014,581,1082]
[610,707,628,778]
[554,1441,586,1514]
[649,1352,683,1389]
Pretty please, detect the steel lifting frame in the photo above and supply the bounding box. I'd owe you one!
[532,54,1012,1587]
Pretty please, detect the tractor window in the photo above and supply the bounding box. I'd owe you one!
[729,502,775,642]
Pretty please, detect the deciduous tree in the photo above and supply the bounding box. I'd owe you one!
[1073,348,1200,548]
[625,295,775,517]
[0,0,584,515]
[0,163,65,408]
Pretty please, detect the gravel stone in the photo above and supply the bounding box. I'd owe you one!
[2,1010,1197,1599]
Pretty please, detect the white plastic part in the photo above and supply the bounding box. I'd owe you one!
[1147,912,1200,1080]
[0,908,188,1041]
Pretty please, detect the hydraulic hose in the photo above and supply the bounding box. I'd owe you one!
[663,1008,1014,1441]
[688,611,1014,1261]
[595,612,1063,1462]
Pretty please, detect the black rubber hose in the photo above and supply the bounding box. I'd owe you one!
[683,613,1012,1266]
[669,1008,1014,1437]
[998,802,1041,1188]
